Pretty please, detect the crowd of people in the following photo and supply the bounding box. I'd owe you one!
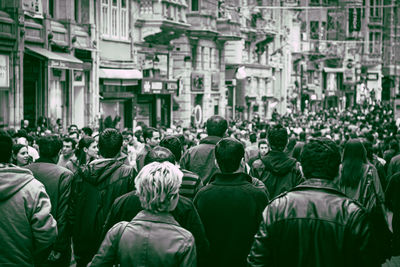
[1,102,400,266]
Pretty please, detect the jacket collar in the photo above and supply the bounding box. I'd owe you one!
[133,210,180,226]
[199,136,222,145]
[35,157,57,164]
[292,178,346,196]
[210,172,252,185]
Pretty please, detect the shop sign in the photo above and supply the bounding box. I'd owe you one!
[0,55,10,88]
[167,82,178,91]
[22,0,43,18]
[142,79,178,94]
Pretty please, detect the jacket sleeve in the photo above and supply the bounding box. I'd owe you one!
[180,150,190,170]
[90,222,128,267]
[183,200,209,267]
[30,181,58,254]
[348,208,381,267]
[247,207,272,267]
[180,235,197,267]
[53,170,73,253]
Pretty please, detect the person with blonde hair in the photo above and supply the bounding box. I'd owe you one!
[90,162,197,266]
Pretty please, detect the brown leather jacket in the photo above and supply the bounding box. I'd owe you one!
[90,210,196,267]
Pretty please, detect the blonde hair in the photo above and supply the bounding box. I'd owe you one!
[135,162,183,213]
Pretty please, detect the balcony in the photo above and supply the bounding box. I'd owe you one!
[361,52,382,66]
[217,9,241,41]
[135,0,190,45]
[71,24,92,50]
[0,11,16,42]
[187,9,218,38]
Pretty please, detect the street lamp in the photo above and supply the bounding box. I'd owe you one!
[233,66,247,120]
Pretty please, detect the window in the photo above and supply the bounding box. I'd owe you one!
[369,31,381,54]
[191,0,199,11]
[209,48,213,69]
[49,0,55,18]
[101,0,129,40]
[310,21,319,40]
[201,46,205,69]
[370,0,382,17]
[101,0,109,35]
[307,70,314,84]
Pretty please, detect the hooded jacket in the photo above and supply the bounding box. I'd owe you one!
[180,136,222,184]
[70,158,136,261]
[251,150,304,199]
[0,164,57,266]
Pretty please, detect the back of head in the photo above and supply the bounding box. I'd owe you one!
[301,138,341,180]
[144,146,175,166]
[249,132,257,143]
[76,137,95,163]
[259,131,267,139]
[98,128,123,158]
[267,124,288,151]
[143,127,158,142]
[215,137,244,173]
[135,162,183,213]
[292,142,305,162]
[0,131,13,163]
[159,136,182,162]
[341,139,367,187]
[82,126,93,137]
[206,115,228,137]
[38,135,63,159]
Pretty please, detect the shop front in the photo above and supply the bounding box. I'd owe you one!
[24,46,84,130]
[99,68,142,131]
[136,78,178,128]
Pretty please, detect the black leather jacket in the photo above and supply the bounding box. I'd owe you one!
[248,178,379,267]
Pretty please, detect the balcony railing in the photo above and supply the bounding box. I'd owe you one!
[139,0,187,24]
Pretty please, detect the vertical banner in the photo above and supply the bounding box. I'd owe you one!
[349,8,361,33]
[0,55,9,88]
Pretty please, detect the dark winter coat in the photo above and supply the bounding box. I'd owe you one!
[70,158,136,262]
[194,172,269,267]
[180,136,221,184]
[27,158,74,255]
[251,150,304,199]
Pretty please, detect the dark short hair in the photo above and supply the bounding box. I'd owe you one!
[12,144,26,156]
[38,135,63,158]
[63,137,77,148]
[206,116,228,137]
[267,124,288,151]
[301,138,341,180]
[249,132,257,143]
[0,131,13,163]
[68,124,78,132]
[160,136,182,162]
[143,127,159,143]
[144,146,175,166]
[259,131,267,139]
[98,128,123,158]
[258,140,267,147]
[215,137,244,173]
[82,126,93,137]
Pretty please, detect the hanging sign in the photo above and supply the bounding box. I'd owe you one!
[0,55,9,88]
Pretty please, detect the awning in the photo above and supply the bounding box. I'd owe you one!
[25,46,83,70]
[99,68,143,80]
[323,67,344,73]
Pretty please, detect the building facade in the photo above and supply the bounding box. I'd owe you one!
[0,0,96,130]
